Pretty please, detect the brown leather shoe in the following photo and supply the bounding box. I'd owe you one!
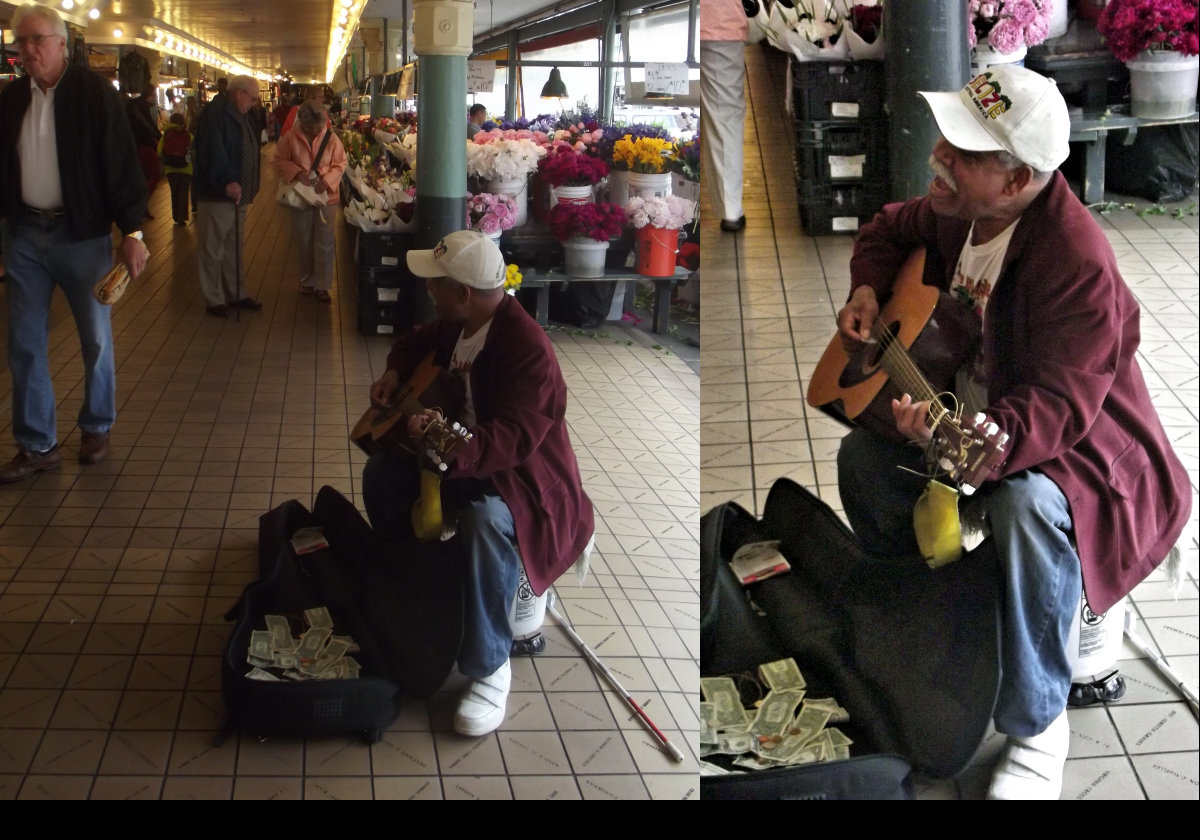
[79,432,110,464]
[0,446,62,483]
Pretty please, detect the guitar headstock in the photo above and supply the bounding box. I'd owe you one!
[933,412,1009,495]
[420,417,473,472]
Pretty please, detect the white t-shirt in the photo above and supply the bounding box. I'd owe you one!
[449,320,492,428]
[951,218,1019,417]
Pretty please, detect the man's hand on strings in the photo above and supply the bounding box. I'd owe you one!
[892,393,934,442]
[837,286,879,351]
[405,408,442,448]
[370,369,401,409]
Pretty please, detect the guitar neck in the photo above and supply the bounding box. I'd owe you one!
[876,322,952,425]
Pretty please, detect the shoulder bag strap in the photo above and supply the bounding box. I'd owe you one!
[310,128,334,176]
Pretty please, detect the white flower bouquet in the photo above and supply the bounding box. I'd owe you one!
[625,194,698,231]
[467,136,546,181]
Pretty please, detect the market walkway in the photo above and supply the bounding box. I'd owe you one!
[0,149,700,800]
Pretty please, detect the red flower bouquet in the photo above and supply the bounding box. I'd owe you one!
[537,149,610,187]
[546,201,626,242]
[1097,0,1200,62]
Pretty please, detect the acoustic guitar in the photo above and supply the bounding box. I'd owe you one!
[806,248,1009,494]
[350,352,473,540]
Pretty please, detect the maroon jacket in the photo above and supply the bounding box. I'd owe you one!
[849,173,1190,613]
[386,294,594,595]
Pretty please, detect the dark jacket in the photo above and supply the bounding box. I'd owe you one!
[848,172,1191,614]
[0,62,147,240]
[193,98,259,203]
[385,295,596,595]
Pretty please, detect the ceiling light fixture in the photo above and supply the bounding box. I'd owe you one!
[326,0,365,85]
[541,67,568,99]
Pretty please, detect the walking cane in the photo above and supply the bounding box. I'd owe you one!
[233,197,241,323]
[546,591,686,763]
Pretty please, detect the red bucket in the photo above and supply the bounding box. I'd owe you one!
[635,225,678,277]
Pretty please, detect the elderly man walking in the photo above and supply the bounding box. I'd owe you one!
[0,3,148,480]
[193,74,263,317]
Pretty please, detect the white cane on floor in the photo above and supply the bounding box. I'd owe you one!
[546,591,685,763]
[1124,609,1200,716]
[233,199,242,323]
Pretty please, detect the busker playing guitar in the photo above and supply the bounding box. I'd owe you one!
[830,66,1190,799]
[361,230,595,738]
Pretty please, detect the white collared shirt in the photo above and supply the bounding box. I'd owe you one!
[19,65,67,209]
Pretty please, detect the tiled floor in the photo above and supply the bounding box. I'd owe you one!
[0,153,701,799]
[699,43,1199,799]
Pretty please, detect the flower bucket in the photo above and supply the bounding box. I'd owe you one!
[487,176,529,227]
[551,184,594,208]
[970,43,1027,75]
[635,225,679,278]
[628,171,672,200]
[605,170,630,206]
[1126,51,1200,119]
[562,237,609,278]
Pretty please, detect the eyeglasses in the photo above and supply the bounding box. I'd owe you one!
[13,33,62,48]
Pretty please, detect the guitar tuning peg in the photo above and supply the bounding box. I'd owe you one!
[974,412,987,427]
[996,432,1010,447]
[984,422,999,437]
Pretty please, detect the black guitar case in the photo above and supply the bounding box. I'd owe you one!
[701,478,1002,799]
[219,486,466,744]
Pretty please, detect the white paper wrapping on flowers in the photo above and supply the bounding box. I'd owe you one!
[746,2,771,44]
[845,3,885,59]
[765,0,853,62]
[343,177,416,233]
[380,134,417,172]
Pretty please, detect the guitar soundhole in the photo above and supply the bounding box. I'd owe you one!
[836,320,900,389]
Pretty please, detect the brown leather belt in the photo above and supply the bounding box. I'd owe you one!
[22,204,66,221]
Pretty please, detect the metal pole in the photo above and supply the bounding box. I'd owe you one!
[884,0,970,201]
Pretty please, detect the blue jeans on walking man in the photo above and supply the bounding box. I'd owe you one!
[3,216,116,452]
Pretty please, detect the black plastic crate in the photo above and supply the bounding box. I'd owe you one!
[798,180,890,236]
[790,59,885,122]
[358,265,409,305]
[356,301,412,336]
[356,231,413,269]
[793,120,889,183]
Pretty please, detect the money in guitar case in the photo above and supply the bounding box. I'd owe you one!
[701,478,1002,799]
[217,486,466,745]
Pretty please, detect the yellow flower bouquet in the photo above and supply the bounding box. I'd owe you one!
[611,136,674,174]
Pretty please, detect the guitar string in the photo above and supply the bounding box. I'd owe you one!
[872,315,968,438]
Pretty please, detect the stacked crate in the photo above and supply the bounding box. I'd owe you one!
[355,230,415,335]
[789,59,890,235]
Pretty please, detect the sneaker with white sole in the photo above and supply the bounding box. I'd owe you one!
[453,659,511,737]
[987,709,1070,800]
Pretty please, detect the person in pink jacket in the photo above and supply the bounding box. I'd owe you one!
[274,100,347,301]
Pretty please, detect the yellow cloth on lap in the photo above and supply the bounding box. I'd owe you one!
[914,479,963,569]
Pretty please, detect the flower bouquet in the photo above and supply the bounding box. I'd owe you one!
[546,201,627,243]
[537,148,610,188]
[968,0,1053,57]
[625,194,698,232]
[666,136,701,203]
[771,0,852,62]
[611,136,674,174]
[466,134,547,181]
[1096,0,1199,62]
[844,1,885,59]
[503,263,523,294]
[467,192,520,235]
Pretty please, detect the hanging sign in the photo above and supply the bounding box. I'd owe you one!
[467,61,495,93]
[644,62,688,96]
[399,63,416,99]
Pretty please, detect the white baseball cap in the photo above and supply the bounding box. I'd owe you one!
[918,65,1070,173]
[406,229,506,290]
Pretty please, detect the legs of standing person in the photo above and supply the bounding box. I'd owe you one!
[291,205,315,292]
[699,39,747,230]
[311,204,336,294]
[2,217,113,453]
[231,202,249,302]
[197,200,234,309]
[167,172,190,224]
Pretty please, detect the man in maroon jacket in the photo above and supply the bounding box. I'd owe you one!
[834,66,1190,799]
[363,230,594,737]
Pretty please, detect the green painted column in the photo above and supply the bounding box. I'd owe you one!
[885,0,970,201]
[412,0,473,324]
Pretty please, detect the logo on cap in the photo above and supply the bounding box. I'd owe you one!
[433,240,448,261]
[967,72,1013,121]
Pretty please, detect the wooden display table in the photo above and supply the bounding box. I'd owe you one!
[518,266,689,335]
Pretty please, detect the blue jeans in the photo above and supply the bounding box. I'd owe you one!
[2,215,116,452]
[363,451,520,678]
[837,427,1081,736]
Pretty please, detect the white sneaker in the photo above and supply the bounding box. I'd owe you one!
[453,659,511,737]
[986,710,1071,800]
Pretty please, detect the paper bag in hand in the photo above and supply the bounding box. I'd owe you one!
[94,231,148,304]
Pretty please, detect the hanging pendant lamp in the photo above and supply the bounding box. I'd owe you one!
[540,66,568,99]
